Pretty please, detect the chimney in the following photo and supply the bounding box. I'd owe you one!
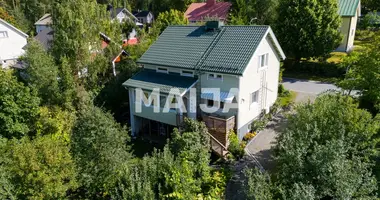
[206,0,216,6]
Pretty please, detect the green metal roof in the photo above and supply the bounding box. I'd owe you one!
[122,69,198,94]
[138,25,271,75]
[338,0,360,17]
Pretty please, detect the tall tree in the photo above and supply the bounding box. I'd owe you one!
[338,34,380,114]
[71,105,131,196]
[274,94,379,199]
[275,0,342,61]
[23,40,61,105]
[52,0,122,92]
[0,70,40,139]
[1,135,77,199]
[155,9,188,33]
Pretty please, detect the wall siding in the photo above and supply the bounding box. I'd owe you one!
[0,22,27,68]
[237,35,280,140]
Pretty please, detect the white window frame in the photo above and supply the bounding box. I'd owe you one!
[156,67,169,74]
[250,90,259,105]
[259,53,269,68]
[207,73,223,81]
[181,70,194,77]
[0,31,8,38]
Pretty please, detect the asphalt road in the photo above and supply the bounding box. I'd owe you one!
[282,78,339,102]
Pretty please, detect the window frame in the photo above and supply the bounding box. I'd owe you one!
[156,67,169,74]
[259,53,269,68]
[250,90,259,104]
[207,73,223,81]
[0,31,8,38]
[181,70,194,77]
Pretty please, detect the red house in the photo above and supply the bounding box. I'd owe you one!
[184,0,232,23]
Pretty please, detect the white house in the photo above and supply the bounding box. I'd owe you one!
[34,13,52,34]
[0,18,28,68]
[133,10,154,24]
[123,21,286,154]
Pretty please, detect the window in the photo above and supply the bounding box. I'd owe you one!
[207,99,214,107]
[259,53,269,68]
[157,67,168,73]
[0,31,8,38]
[220,102,224,109]
[181,70,194,77]
[208,73,223,81]
[250,90,259,104]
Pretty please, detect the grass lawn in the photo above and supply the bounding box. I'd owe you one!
[327,52,347,63]
[278,91,297,107]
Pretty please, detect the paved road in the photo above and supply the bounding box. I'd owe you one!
[282,78,339,103]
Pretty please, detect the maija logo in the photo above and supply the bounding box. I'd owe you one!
[134,88,240,114]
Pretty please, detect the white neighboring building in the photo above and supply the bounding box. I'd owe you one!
[34,13,52,34]
[0,18,28,68]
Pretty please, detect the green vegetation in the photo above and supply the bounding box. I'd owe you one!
[275,0,342,62]
[244,94,380,199]
[1,0,380,199]
[338,32,380,114]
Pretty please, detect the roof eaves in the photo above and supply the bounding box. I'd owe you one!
[0,18,28,38]
[267,27,286,60]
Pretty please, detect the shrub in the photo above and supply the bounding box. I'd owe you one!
[243,132,257,142]
[284,61,346,78]
[251,118,268,132]
[228,131,245,160]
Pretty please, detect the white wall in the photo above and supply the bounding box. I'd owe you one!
[237,35,280,139]
[0,22,27,68]
[36,25,50,34]
[347,8,359,51]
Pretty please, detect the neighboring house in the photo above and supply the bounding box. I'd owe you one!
[110,7,139,24]
[123,21,286,154]
[185,0,232,23]
[0,18,28,68]
[337,0,361,52]
[109,7,141,40]
[34,27,54,50]
[133,10,154,24]
[34,13,52,34]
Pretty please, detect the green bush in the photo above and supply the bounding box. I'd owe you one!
[284,61,346,78]
[228,131,245,160]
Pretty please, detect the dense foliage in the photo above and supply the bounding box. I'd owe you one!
[0,70,40,139]
[244,94,380,199]
[339,33,380,114]
[1,0,380,199]
[275,0,342,61]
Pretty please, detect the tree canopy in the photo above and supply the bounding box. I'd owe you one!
[0,70,40,139]
[339,33,380,114]
[275,0,342,61]
[245,94,380,199]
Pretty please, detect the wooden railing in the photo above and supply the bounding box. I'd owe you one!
[208,132,229,157]
[202,115,236,147]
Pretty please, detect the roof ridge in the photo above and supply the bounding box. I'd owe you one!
[194,27,227,71]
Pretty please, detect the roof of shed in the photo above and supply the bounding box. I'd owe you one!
[34,14,52,25]
[138,25,285,75]
[338,0,360,17]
